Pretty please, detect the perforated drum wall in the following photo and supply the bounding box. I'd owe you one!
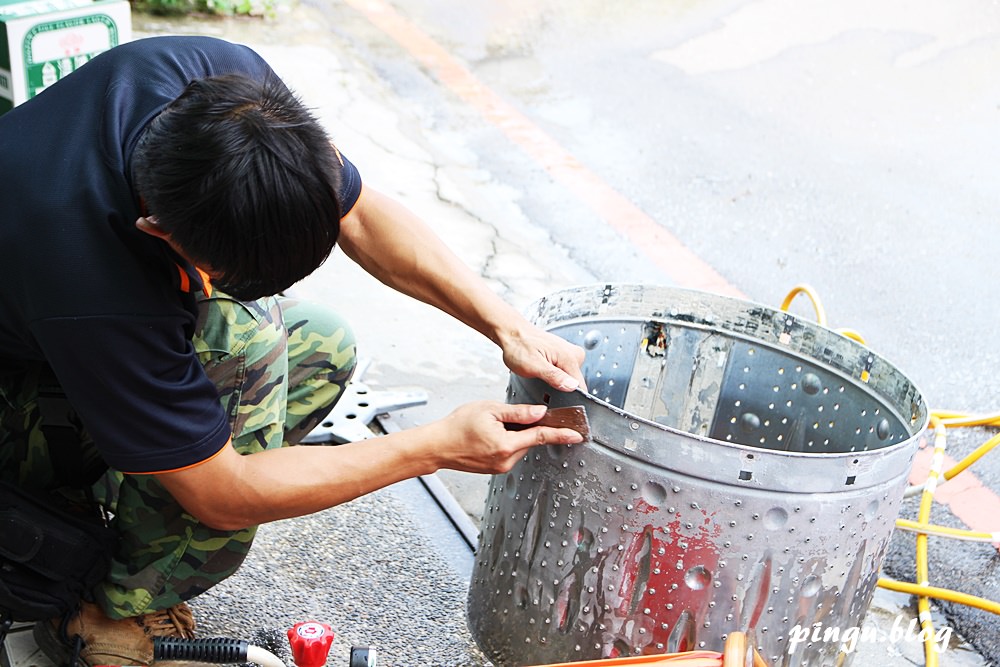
[467,285,927,667]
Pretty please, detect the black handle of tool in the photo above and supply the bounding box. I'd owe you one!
[154,637,249,663]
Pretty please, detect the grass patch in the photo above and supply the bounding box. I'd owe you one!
[131,0,280,18]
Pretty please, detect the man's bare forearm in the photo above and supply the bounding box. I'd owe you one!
[156,402,582,531]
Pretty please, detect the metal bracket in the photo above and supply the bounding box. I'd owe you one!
[301,358,428,444]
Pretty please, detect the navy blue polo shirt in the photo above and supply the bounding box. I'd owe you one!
[0,36,361,474]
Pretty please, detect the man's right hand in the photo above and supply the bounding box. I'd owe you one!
[423,401,585,475]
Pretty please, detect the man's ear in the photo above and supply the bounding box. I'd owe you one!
[135,215,171,241]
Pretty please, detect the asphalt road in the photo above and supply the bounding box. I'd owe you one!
[343,0,1000,412]
[293,0,1000,663]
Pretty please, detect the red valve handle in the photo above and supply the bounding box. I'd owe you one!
[288,621,335,667]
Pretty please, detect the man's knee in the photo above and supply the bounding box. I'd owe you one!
[281,296,357,383]
[278,297,357,441]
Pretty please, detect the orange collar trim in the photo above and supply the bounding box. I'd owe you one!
[174,263,214,298]
[195,267,214,298]
[174,263,191,293]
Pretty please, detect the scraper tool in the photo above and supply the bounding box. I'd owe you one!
[507,405,591,440]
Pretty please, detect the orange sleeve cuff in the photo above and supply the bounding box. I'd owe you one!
[124,436,231,475]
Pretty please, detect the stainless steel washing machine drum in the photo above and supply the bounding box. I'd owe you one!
[467,284,927,667]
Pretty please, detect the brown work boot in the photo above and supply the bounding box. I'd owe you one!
[33,600,196,666]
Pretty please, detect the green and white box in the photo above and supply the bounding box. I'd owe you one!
[0,0,131,115]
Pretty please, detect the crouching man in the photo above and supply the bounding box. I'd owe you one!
[0,35,585,666]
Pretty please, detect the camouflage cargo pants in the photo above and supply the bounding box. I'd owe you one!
[0,293,356,619]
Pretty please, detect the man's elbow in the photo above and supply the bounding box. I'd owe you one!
[155,446,261,532]
[184,501,256,532]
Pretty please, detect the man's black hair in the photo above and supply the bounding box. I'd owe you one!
[132,73,342,300]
